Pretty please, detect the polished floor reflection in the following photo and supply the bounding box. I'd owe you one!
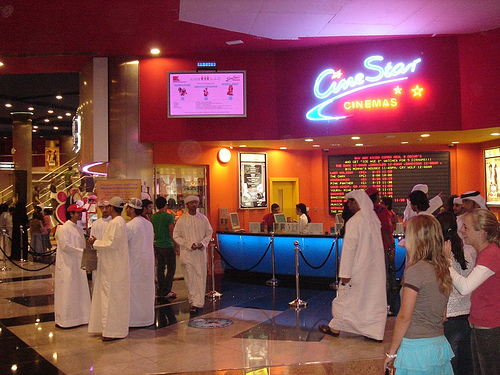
[0,261,396,374]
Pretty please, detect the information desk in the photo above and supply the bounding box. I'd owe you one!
[217,232,406,279]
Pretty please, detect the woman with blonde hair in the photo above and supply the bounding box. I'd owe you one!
[445,208,500,375]
[384,215,454,374]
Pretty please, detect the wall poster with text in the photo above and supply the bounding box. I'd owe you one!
[45,146,60,171]
[239,152,267,209]
[485,148,500,206]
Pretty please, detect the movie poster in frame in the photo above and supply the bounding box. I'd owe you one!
[485,147,500,206]
[239,152,267,209]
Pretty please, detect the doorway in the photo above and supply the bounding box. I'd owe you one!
[270,178,299,221]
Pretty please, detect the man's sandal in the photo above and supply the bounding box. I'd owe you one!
[318,324,340,337]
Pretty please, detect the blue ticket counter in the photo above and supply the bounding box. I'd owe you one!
[216,232,406,279]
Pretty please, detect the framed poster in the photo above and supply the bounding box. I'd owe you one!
[239,152,267,209]
[485,147,500,206]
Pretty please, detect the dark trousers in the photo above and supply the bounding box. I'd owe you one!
[444,315,473,375]
[471,326,500,375]
[155,246,176,296]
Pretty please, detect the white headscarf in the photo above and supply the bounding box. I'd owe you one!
[345,189,381,228]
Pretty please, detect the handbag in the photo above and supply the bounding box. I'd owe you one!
[81,243,97,271]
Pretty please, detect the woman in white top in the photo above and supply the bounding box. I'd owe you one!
[295,203,311,234]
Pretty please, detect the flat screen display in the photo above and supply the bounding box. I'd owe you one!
[168,71,246,118]
[328,152,450,216]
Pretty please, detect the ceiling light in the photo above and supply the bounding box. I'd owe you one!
[32,129,37,132]
[421,134,430,137]
[33,125,38,129]
[0,62,4,67]
[280,147,287,150]
[401,141,409,144]
[491,132,500,136]
[305,138,313,142]
[331,143,341,146]
[55,95,63,100]
[47,110,54,114]
[355,143,363,146]
[239,145,246,148]
[65,112,71,116]
[57,116,63,119]
[53,126,59,130]
[452,141,459,144]
[5,103,12,108]
[44,119,50,122]
[351,136,360,140]
[150,48,161,55]
[28,107,34,111]
[312,144,320,147]
[226,40,243,46]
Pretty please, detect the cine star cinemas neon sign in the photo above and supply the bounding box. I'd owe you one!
[306,55,422,121]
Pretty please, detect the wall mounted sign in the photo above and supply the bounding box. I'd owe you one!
[328,152,450,215]
[485,147,500,206]
[239,152,267,209]
[307,55,423,121]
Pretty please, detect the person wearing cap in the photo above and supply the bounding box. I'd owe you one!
[457,191,487,266]
[125,198,155,327]
[403,184,443,223]
[319,190,387,341]
[151,196,178,300]
[54,204,91,328]
[88,196,130,340]
[173,195,213,315]
[365,186,396,315]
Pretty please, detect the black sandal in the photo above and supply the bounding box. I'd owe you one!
[318,324,340,337]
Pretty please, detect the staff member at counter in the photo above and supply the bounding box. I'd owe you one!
[261,203,280,233]
[296,203,311,234]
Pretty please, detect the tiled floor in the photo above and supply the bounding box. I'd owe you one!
[0,259,397,374]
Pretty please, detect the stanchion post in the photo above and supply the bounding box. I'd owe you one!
[206,238,222,300]
[1,229,11,272]
[330,234,340,290]
[19,225,27,263]
[288,240,307,309]
[266,232,279,286]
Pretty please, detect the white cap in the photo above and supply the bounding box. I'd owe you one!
[184,195,200,204]
[109,196,125,208]
[127,197,142,209]
[411,184,428,194]
[98,199,110,207]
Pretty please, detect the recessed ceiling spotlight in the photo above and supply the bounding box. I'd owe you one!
[331,143,341,147]
[5,103,12,108]
[239,145,246,148]
[53,126,59,130]
[355,143,363,146]
[44,119,50,122]
[280,147,287,150]
[57,116,63,119]
[33,125,38,129]
[351,136,360,140]
[47,110,54,114]
[452,141,459,144]
[32,129,37,132]
[312,144,320,147]
[55,95,63,100]
[150,48,161,55]
[385,135,396,139]
[65,112,71,116]
[0,62,4,67]
[28,107,34,111]
[305,138,313,142]
[401,141,409,144]
[491,132,500,136]
[226,40,244,46]
[421,134,430,137]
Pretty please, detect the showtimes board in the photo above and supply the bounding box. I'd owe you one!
[328,152,450,215]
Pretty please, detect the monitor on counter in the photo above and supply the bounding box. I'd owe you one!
[274,213,286,223]
[168,71,246,118]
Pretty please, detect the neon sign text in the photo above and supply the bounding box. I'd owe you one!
[344,98,398,110]
[307,55,422,121]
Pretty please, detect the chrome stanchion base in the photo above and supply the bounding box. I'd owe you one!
[1,266,11,271]
[288,299,308,309]
[205,290,222,300]
[19,259,28,263]
[266,278,280,286]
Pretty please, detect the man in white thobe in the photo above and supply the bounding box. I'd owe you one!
[88,196,130,340]
[54,204,91,328]
[173,195,213,314]
[319,190,387,341]
[88,200,111,287]
[403,184,443,222]
[125,198,155,327]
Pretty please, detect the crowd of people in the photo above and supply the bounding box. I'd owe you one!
[53,194,212,341]
[309,184,498,375]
